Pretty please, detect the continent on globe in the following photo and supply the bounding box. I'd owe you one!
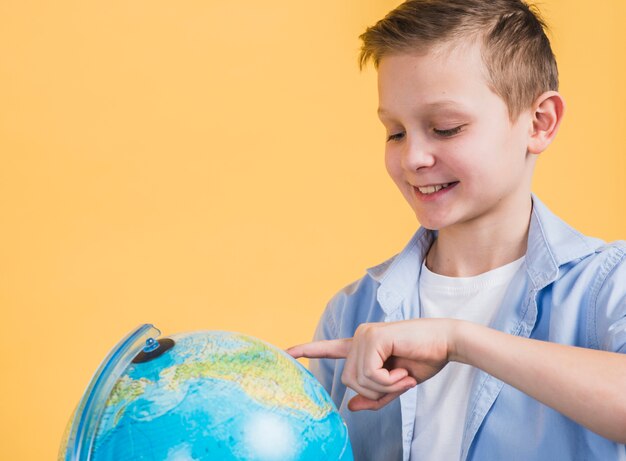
[59,324,353,461]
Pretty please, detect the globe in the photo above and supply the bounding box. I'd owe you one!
[59,324,353,461]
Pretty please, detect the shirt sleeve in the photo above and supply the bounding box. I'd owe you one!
[593,242,626,353]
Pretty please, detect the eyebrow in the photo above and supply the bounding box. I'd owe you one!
[378,100,469,117]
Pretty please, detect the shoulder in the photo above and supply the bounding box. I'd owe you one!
[572,240,626,309]
[565,240,626,352]
[528,196,623,284]
[565,240,626,283]
[595,240,626,263]
[587,241,626,312]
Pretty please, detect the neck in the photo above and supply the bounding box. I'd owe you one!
[425,195,532,277]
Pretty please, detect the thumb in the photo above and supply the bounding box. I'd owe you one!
[347,378,416,412]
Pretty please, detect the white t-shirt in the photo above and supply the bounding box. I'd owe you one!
[410,256,526,461]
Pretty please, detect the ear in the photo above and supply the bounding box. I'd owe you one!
[527,91,565,155]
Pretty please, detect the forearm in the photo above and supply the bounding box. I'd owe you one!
[450,321,626,443]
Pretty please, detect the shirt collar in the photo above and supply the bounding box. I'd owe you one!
[525,194,603,288]
[366,227,432,315]
[366,194,602,312]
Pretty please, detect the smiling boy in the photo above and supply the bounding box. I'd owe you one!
[288,1,626,460]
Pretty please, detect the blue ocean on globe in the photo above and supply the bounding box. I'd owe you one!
[59,326,353,461]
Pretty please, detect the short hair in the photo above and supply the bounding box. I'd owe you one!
[359,0,559,120]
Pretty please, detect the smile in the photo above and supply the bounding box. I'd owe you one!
[415,182,458,195]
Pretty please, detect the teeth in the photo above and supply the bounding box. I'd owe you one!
[418,183,450,194]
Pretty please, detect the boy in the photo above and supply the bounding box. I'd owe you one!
[287,1,626,460]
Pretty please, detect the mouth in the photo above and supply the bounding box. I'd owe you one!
[414,181,459,195]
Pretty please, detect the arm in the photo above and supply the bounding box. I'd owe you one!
[454,321,626,444]
[288,319,626,443]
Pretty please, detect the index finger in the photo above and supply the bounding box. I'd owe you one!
[286,338,352,359]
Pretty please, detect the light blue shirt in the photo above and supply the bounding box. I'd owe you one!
[310,195,626,461]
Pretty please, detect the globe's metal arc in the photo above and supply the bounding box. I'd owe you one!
[65,324,160,461]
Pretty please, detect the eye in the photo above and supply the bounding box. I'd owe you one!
[433,125,464,137]
[386,132,405,142]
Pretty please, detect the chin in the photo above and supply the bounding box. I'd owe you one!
[413,213,446,231]
[412,206,453,230]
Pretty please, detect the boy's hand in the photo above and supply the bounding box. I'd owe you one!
[287,319,458,411]
[290,319,626,443]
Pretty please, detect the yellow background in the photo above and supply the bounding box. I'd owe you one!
[1,1,624,459]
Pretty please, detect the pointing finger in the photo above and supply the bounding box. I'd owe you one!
[286,338,352,359]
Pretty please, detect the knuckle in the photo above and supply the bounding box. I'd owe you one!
[354,323,370,336]
[363,367,377,381]
[363,324,381,341]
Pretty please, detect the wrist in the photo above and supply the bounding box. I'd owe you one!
[447,319,474,364]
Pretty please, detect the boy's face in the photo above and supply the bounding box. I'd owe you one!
[377,41,536,232]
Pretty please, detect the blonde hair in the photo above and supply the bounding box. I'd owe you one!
[359,0,559,120]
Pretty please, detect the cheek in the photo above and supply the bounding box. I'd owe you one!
[384,149,402,182]
[458,132,501,171]
[443,142,478,179]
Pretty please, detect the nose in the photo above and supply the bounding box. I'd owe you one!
[402,135,435,171]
